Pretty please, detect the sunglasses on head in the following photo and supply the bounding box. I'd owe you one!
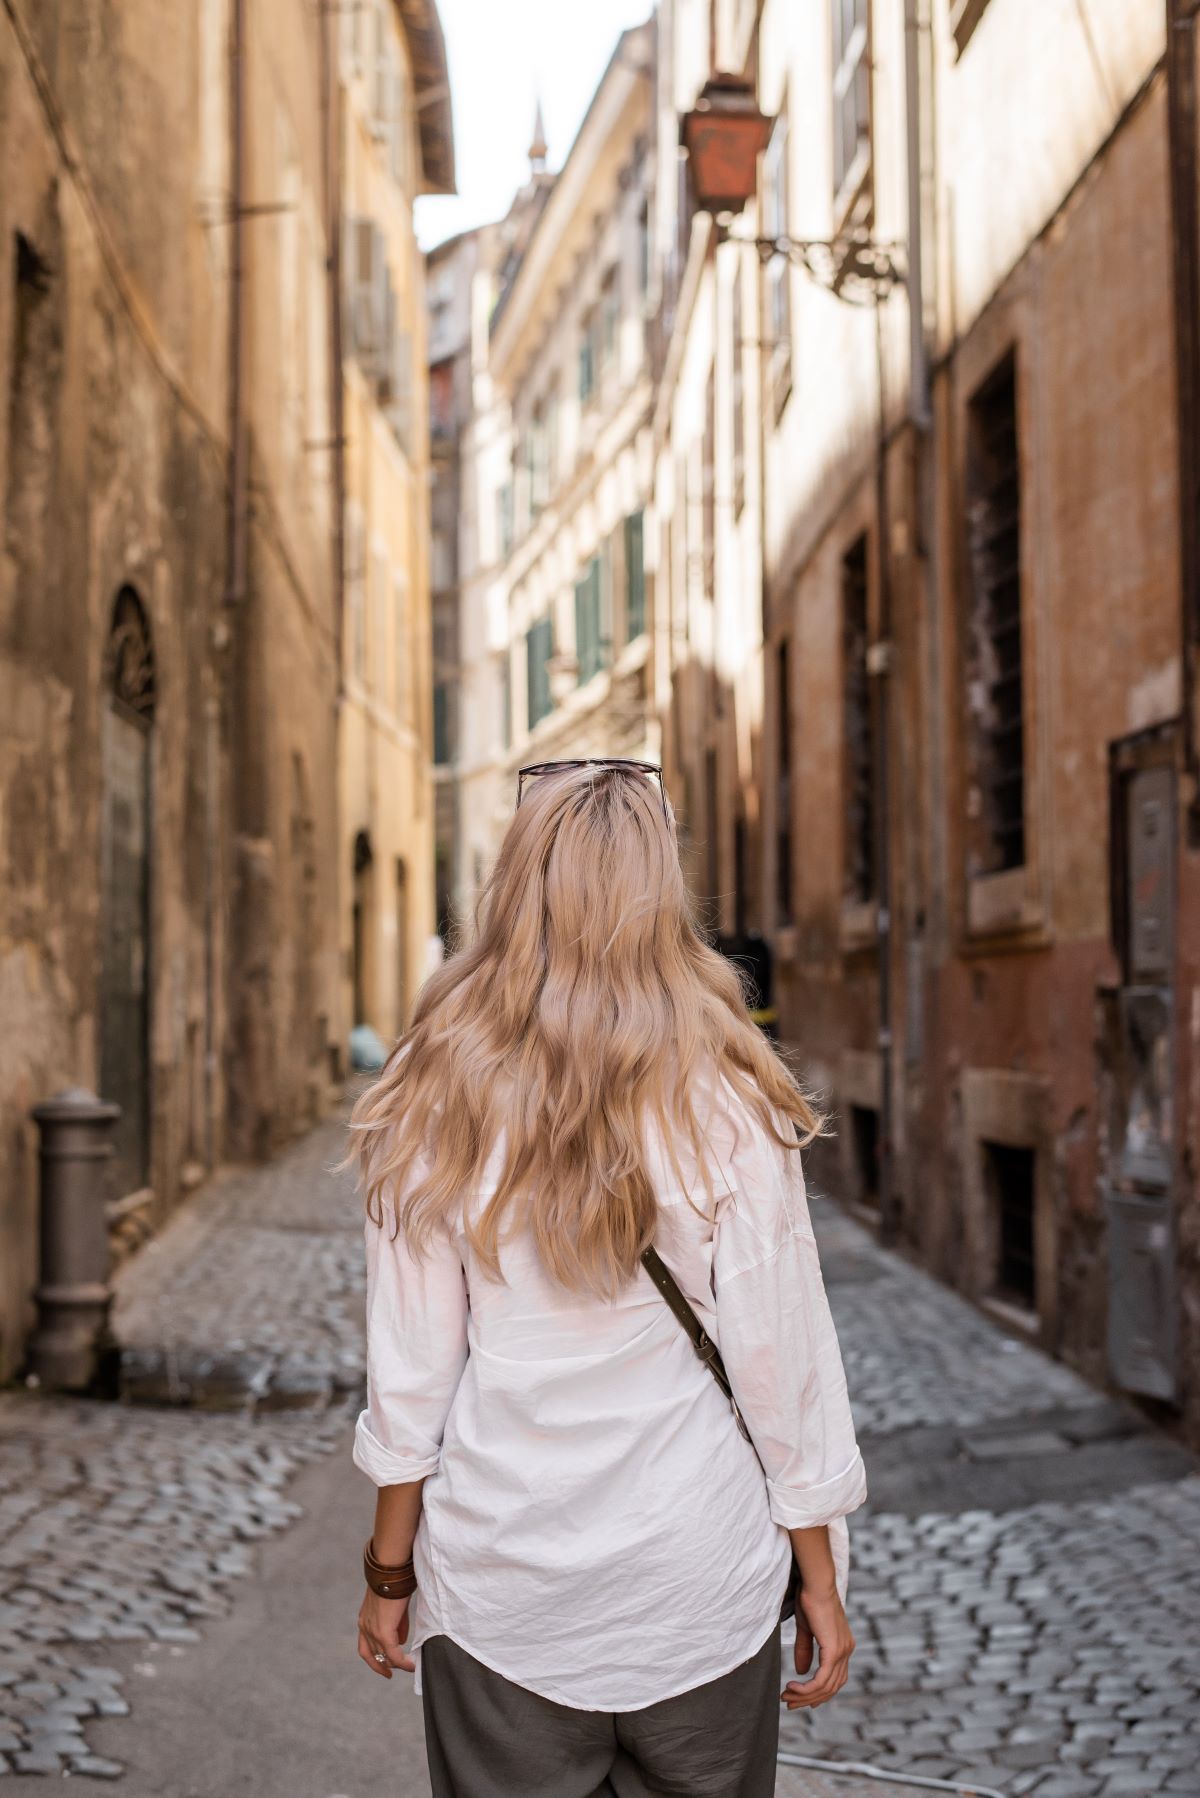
[515,758,670,823]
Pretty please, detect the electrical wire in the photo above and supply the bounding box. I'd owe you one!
[776,1751,1006,1798]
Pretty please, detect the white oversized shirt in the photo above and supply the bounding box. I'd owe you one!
[353,1079,867,1711]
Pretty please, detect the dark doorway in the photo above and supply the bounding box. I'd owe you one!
[100,588,155,1197]
[984,1139,1036,1310]
[849,1104,880,1209]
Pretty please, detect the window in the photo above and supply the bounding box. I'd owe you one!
[496,479,514,562]
[776,637,793,924]
[526,615,554,729]
[731,272,746,517]
[624,511,646,640]
[637,200,651,301]
[574,555,608,684]
[842,534,875,905]
[762,111,792,419]
[527,398,550,517]
[964,352,1024,877]
[600,267,620,374]
[432,683,451,764]
[579,312,596,407]
[831,0,871,207]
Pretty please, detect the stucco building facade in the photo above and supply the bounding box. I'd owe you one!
[434,34,658,918]
[336,0,454,1043]
[0,0,449,1382]
[650,0,1200,1442]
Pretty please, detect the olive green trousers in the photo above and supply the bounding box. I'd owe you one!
[420,1628,781,1798]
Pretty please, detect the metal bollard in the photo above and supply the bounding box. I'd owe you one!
[29,1088,121,1391]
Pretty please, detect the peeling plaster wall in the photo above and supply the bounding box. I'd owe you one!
[0,0,341,1379]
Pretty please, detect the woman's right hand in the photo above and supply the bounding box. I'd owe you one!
[357,1588,414,1679]
[781,1584,855,1710]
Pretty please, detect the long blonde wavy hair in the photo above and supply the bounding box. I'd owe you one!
[350,761,823,1295]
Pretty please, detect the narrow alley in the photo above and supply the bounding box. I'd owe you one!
[2,1118,1197,1797]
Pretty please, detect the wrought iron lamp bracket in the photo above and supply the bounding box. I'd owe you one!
[717,220,907,307]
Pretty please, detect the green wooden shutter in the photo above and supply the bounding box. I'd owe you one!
[575,572,592,684]
[526,616,553,728]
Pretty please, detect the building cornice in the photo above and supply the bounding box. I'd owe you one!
[396,0,456,195]
[488,19,654,381]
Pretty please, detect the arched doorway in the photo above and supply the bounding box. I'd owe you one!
[100,586,155,1197]
[352,828,374,1026]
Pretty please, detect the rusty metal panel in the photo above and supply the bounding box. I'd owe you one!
[1126,765,1173,980]
[1114,987,1173,1191]
[1106,1190,1178,1403]
[100,707,151,1197]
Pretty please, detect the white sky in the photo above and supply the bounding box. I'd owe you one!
[416,0,654,251]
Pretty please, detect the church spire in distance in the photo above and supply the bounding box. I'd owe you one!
[528,96,548,174]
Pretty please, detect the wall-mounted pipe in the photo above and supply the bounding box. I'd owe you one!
[1166,0,1200,822]
[224,0,248,612]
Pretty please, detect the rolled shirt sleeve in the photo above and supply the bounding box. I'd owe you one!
[713,1105,867,1537]
[353,1201,469,1488]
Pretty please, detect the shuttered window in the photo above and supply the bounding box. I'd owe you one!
[964,352,1024,876]
[526,615,554,729]
[831,0,871,204]
[574,557,606,684]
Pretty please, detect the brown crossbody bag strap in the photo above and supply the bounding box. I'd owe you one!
[639,1244,801,1618]
[639,1246,747,1429]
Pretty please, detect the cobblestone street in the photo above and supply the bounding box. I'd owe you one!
[2,1119,1198,1795]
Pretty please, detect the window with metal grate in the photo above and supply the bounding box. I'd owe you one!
[842,534,875,905]
[964,351,1025,876]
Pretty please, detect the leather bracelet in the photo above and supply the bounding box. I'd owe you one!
[363,1537,418,1600]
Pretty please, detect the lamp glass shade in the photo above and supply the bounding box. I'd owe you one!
[682,78,772,214]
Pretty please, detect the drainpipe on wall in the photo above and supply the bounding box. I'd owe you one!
[224,0,249,614]
[1166,0,1200,828]
[207,0,249,1166]
[319,0,346,686]
[320,0,347,1078]
[872,300,897,1247]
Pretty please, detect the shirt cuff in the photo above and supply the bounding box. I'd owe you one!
[352,1411,441,1487]
[766,1448,867,1529]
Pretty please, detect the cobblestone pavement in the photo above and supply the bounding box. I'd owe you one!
[781,1203,1200,1798]
[1,1115,1198,1794]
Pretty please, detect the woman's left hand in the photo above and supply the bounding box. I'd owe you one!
[357,1588,414,1679]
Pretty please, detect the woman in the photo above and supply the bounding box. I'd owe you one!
[350,759,866,1798]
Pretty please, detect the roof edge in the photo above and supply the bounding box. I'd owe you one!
[396,0,457,195]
